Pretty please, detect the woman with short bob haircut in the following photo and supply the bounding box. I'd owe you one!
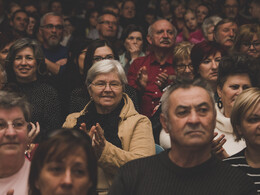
[224,87,260,192]
[29,128,97,195]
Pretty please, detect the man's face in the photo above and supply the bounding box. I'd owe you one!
[214,22,237,48]
[40,15,63,49]
[161,87,216,149]
[121,1,136,19]
[147,20,175,49]
[249,2,260,20]
[97,14,118,40]
[223,0,239,18]
[10,12,28,33]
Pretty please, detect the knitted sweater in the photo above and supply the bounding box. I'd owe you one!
[108,150,257,195]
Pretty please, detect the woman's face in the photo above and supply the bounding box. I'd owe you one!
[35,147,92,195]
[238,102,260,147]
[88,71,123,114]
[26,17,36,36]
[0,42,14,65]
[199,51,221,83]
[217,74,252,117]
[240,34,260,58]
[13,47,37,83]
[92,46,114,64]
[124,31,143,53]
[184,12,198,31]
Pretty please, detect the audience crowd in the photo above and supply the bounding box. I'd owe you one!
[0,0,260,194]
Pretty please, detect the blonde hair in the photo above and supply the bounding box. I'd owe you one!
[231,87,260,141]
[173,41,194,64]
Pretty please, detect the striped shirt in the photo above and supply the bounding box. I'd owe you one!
[224,148,260,194]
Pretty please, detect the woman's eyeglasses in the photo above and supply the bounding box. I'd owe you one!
[93,54,114,62]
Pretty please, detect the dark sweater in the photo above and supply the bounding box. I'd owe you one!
[15,81,63,142]
[108,150,257,195]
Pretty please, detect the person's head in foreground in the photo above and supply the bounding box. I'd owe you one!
[0,90,31,194]
[29,128,97,195]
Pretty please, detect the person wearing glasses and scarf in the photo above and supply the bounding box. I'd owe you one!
[63,59,155,195]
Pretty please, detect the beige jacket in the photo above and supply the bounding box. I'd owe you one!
[63,93,155,194]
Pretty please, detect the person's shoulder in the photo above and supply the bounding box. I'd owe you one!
[122,151,165,170]
[223,149,246,164]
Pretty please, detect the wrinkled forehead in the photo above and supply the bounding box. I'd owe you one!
[152,20,174,31]
[44,15,63,25]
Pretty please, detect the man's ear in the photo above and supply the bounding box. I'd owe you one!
[147,34,152,45]
[160,113,169,133]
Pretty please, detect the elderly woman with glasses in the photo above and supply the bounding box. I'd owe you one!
[232,23,260,59]
[63,59,155,194]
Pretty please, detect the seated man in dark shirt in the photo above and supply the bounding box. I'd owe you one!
[108,78,257,195]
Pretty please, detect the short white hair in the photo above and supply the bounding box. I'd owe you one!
[86,59,127,87]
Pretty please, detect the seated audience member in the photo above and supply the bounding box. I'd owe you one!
[39,12,68,75]
[196,3,211,27]
[190,40,225,95]
[171,1,186,34]
[108,78,257,195]
[232,23,260,59]
[69,39,139,113]
[156,0,173,22]
[127,19,177,118]
[213,18,238,50]
[173,41,194,79]
[176,9,205,44]
[216,53,260,157]
[119,0,138,28]
[119,24,146,73]
[26,12,40,39]
[224,87,260,193]
[5,38,62,142]
[29,128,97,195]
[9,9,29,39]
[85,9,99,40]
[0,33,16,67]
[0,91,39,195]
[202,15,222,41]
[63,60,155,194]
[158,41,194,149]
[249,0,260,23]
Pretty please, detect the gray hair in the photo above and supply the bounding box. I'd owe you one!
[147,19,177,38]
[86,59,127,88]
[40,12,64,26]
[161,78,216,121]
[0,91,31,122]
[202,16,222,38]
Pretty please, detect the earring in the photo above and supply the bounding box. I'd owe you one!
[217,97,223,109]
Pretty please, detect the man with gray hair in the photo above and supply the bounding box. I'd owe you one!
[39,12,68,75]
[108,78,257,195]
[127,19,177,118]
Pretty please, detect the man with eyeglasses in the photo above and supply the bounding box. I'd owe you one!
[39,12,68,75]
[97,11,118,42]
[0,91,39,195]
[127,19,177,118]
